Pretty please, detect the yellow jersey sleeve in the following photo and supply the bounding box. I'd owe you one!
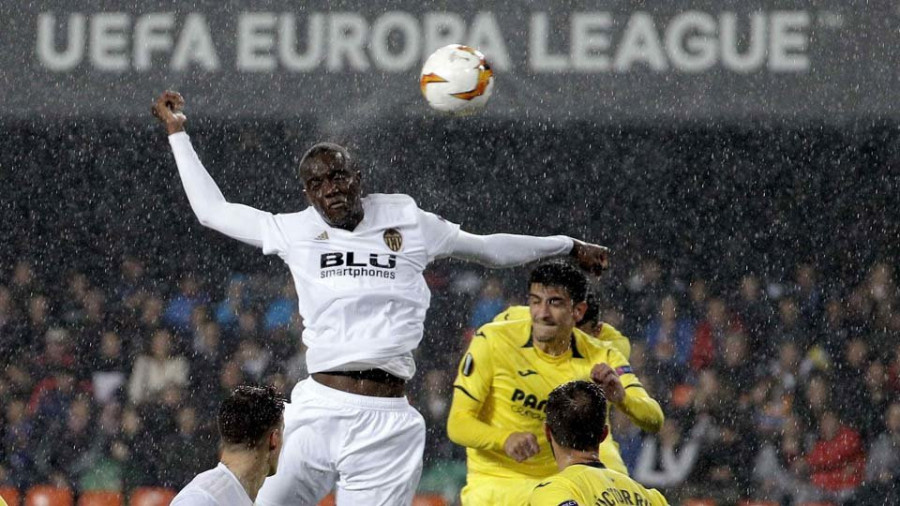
[602,347,664,433]
[448,329,510,452]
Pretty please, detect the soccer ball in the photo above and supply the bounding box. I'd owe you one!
[419,44,494,115]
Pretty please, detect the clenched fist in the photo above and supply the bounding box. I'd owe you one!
[152,90,187,135]
[590,363,625,404]
[570,240,610,276]
[504,432,540,463]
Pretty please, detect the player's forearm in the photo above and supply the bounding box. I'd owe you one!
[617,388,664,433]
[449,231,573,267]
[168,132,266,247]
[447,401,509,452]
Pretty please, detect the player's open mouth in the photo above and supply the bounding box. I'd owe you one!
[327,200,348,210]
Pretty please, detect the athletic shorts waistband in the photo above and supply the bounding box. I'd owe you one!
[303,377,412,411]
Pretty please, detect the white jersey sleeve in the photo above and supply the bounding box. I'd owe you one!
[448,231,574,267]
[168,132,274,248]
[416,209,461,261]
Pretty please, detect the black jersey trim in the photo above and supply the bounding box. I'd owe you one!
[624,383,645,391]
[454,385,480,402]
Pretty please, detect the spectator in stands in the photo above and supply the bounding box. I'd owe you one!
[128,329,189,404]
[857,402,900,504]
[733,274,774,357]
[214,275,248,330]
[164,275,207,335]
[115,406,156,487]
[21,294,53,357]
[263,279,295,332]
[92,331,128,404]
[752,414,807,504]
[795,408,865,503]
[160,405,217,489]
[833,337,873,434]
[235,339,271,382]
[419,369,457,464]
[34,395,95,488]
[796,373,832,435]
[821,298,850,360]
[859,361,891,440]
[644,295,693,384]
[468,277,506,330]
[691,297,740,370]
[771,297,811,355]
[634,418,704,500]
[717,330,757,397]
[2,398,36,490]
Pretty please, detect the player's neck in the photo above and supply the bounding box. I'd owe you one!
[221,450,269,501]
[555,447,603,472]
[535,332,571,356]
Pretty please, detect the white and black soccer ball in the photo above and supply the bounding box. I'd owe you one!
[419,44,495,115]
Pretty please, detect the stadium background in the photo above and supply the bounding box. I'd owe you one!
[1,2,899,505]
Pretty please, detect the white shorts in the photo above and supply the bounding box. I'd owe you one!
[256,378,426,506]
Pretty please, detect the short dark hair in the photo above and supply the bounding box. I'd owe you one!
[218,385,285,448]
[528,261,588,303]
[545,380,608,452]
[298,142,352,178]
[577,290,600,327]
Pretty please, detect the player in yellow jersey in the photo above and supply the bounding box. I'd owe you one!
[493,290,631,360]
[448,262,663,506]
[529,380,668,506]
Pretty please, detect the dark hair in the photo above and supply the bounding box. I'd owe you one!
[218,385,285,448]
[298,142,352,178]
[528,261,588,303]
[577,290,600,327]
[545,380,608,452]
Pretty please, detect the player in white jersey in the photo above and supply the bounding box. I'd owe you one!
[152,90,610,506]
[172,385,285,506]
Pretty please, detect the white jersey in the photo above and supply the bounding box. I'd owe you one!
[260,194,458,379]
[171,462,253,506]
[169,132,575,381]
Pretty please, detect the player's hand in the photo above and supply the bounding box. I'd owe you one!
[590,363,625,404]
[152,90,187,135]
[570,240,610,276]
[503,432,540,463]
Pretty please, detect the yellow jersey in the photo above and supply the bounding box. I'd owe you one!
[529,462,669,506]
[448,319,663,480]
[493,305,631,360]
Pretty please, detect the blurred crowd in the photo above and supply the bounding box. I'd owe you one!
[0,255,898,506]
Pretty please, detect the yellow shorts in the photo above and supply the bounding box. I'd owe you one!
[460,475,542,506]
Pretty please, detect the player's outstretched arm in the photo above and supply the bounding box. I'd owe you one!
[152,91,271,248]
[448,231,609,273]
[591,361,664,433]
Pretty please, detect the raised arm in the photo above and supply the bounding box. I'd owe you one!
[449,231,610,274]
[153,91,271,248]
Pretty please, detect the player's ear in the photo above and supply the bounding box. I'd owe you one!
[269,426,282,452]
[599,424,609,444]
[573,300,588,322]
[543,423,553,445]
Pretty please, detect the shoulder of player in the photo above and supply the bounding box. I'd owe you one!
[476,319,532,347]
[171,487,217,506]
[597,322,627,342]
